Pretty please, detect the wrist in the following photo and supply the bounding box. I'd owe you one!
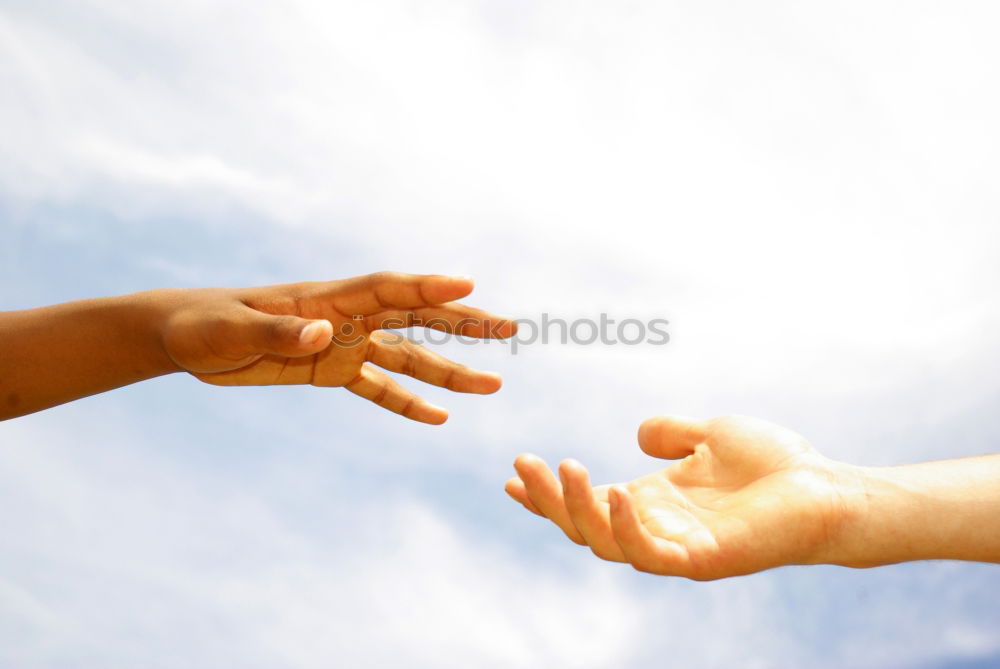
[115,289,186,377]
[802,458,872,567]
[833,464,942,568]
[823,464,905,568]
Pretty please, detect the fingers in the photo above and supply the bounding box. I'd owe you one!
[608,486,692,576]
[508,453,717,579]
[367,333,502,394]
[331,272,477,316]
[638,415,708,460]
[362,303,517,339]
[559,460,626,562]
[513,455,586,545]
[504,477,544,516]
[344,364,448,425]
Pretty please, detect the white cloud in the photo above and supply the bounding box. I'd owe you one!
[0,413,646,668]
[216,502,643,669]
[2,1,1000,667]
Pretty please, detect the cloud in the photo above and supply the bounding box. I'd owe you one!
[215,502,644,669]
[0,411,646,669]
[2,1,1000,667]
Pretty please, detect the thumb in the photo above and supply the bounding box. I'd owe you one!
[637,415,708,460]
[237,309,334,358]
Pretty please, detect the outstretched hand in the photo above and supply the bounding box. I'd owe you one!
[506,415,861,579]
[160,272,516,424]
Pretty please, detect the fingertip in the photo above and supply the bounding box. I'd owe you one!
[514,452,536,464]
[504,476,528,502]
[442,274,475,297]
[418,275,475,305]
[608,485,628,510]
[491,318,518,339]
[421,403,449,425]
[298,319,333,349]
[637,415,706,459]
[557,458,584,482]
[557,461,569,486]
[479,372,503,394]
[637,417,658,444]
[638,415,680,445]
[513,453,543,473]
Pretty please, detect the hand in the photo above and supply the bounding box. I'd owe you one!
[506,415,861,579]
[160,272,517,424]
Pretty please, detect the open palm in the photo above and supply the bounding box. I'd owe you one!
[506,415,854,579]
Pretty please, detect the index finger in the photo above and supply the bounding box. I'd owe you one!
[363,304,517,339]
[330,272,476,316]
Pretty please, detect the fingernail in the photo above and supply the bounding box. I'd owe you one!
[299,321,329,345]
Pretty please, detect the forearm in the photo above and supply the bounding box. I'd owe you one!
[0,291,181,419]
[833,455,1000,567]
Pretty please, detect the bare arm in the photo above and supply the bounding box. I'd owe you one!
[1,272,516,423]
[0,292,177,418]
[840,455,1000,567]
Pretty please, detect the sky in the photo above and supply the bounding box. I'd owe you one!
[1,1,1000,667]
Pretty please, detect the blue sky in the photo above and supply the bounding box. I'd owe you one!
[1,1,999,667]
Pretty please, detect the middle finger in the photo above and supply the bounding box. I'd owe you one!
[366,333,502,394]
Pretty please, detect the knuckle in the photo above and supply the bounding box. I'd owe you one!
[402,349,418,378]
[400,398,416,417]
[629,560,654,574]
[590,545,611,560]
[686,569,716,582]
[685,562,719,581]
[370,270,401,284]
[442,367,457,391]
